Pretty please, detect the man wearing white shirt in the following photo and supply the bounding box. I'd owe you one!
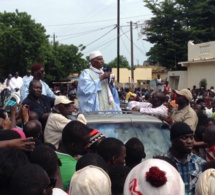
[10,72,23,92]
[22,70,33,84]
[128,91,168,117]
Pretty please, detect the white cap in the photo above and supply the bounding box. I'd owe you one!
[89,51,103,60]
[54,96,73,106]
[124,159,185,195]
[69,165,111,195]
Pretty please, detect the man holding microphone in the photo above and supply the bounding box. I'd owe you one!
[77,51,121,113]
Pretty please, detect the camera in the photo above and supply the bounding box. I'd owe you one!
[103,66,112,72]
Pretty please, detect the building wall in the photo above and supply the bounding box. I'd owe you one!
[188,41,215,61]
[167,71,188,90]
[112,67,152,83]
[187,62,215,89]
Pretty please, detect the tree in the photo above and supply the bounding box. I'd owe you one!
[46,42,88,82]
[142,0,215,69]
[0,10,50,79]
[107,55,130,69]
[0,10,88,83]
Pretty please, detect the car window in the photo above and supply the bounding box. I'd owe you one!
[88,122,170,159]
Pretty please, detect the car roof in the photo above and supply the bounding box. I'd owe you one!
[85,112,163,123]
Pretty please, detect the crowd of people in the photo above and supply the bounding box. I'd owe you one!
[0,51,215,195]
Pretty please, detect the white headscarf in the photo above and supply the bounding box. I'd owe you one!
[195,168,215,195]
[69,165,111,195]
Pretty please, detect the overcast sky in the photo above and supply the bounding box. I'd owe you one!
[1,0,153,65]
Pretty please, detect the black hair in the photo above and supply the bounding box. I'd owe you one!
[76,153,107,172]
[97,138,125,163]
[196,110,208,126]
[0,130,21,141]
[125,137,146,169]
[62,120,91,155]
[29,79,41,90]
[195,126,206,141]
[23,120,42,138]
[108,165,131,195]
[30,144,58,177]
[10,164,50,195]
[62,120,91,145]
[207,118,215,125]
[0,149,29,194]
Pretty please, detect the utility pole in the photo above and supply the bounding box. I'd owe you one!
[53,33,56,45]
[117,0,120,83]
[130,21,134,89]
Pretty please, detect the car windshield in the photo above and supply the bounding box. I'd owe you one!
[88,122,171,159]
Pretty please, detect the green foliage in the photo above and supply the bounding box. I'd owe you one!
[143,0,215,69]
[0,10,87,83]
[106,55,130,69]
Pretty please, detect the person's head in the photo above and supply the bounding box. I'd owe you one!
[10,163,54,195]
[76,153,107,172]
[157,74,160,79]
[170,122,194,154]
[54,95,75,117]
[30,144,59,178]
[27,70,31,76]
[89,51,103,70]
[0,149,29,194]
[125,137,145,169]
[195,126,206,141]
[88,129,106,153]
[108,165,131,195]
[195,168,215,195]
[69,165,111,195]
[15,71,19,78]
[202,125,215,147]
[29,80,42,99]
[165,80,169,86]
[29,111,39,120]
[24,119,42,139]
[149,91,166,108]
[123,159,185,195]
[207,117,215,126]
[175,88,192,106]
[8,74,12,79]
[97,138,126,167]
[61,120,91,156]
[31,63,45,80]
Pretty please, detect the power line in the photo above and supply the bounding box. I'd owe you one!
[45,14,152,27]
[83,29,130,55]
[85,25,117,47]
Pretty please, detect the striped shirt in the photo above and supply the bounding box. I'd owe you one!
[164,150,206,195]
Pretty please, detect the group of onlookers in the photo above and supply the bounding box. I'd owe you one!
[1,50,215,194]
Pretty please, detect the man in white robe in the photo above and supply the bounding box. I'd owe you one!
[77,51,121,113]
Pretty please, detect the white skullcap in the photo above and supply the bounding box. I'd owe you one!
[195,168,215,195]
[123,159,185,195]
[69,165,111,195]
[89,51,103,60]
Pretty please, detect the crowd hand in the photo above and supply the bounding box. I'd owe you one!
[21,104,29,123]
[100,72,111,81]
[10,103,19,115]
[159,115,173,125]
[2,118,12,130]
[8,137,35,151]
[132,107,140,112]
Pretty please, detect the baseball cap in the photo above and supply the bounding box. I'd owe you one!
[174,88,193,102]
[54,96,73,106]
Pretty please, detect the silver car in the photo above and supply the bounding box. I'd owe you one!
[85,112,171,159]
